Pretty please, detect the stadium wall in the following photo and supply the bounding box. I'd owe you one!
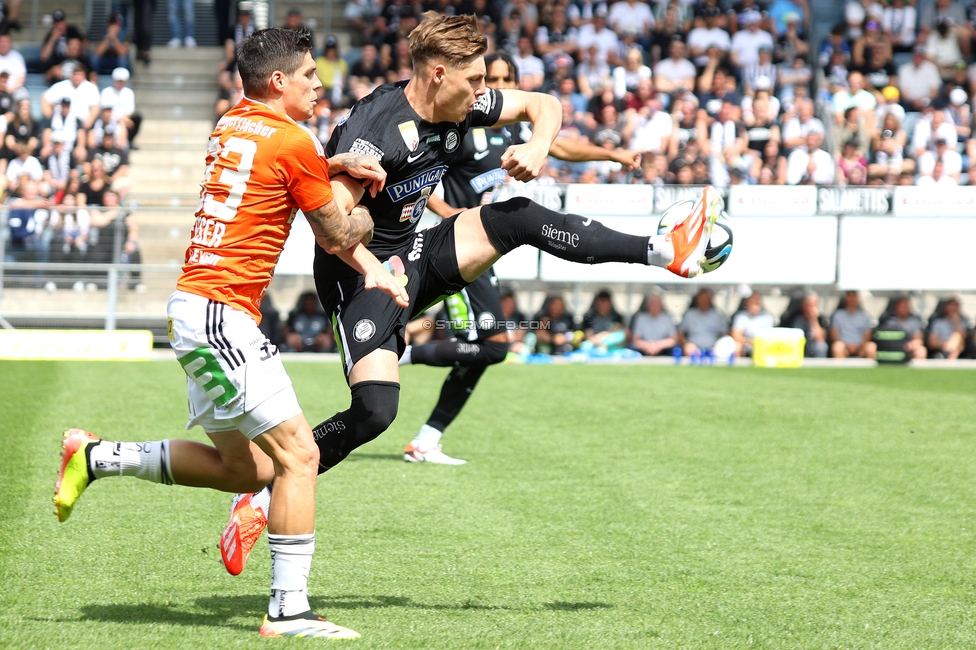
[274,185,975,292]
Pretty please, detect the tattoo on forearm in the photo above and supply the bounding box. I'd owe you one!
[327,153,373,174]
[308,202,373,251]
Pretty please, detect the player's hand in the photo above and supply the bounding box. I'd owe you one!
[613,150,643,170]
[501,142,549,182]
[364,255,409,308]
[328,153,387,198]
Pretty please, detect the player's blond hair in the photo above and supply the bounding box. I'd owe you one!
[409,12,487,68]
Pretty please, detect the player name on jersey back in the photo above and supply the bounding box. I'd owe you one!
[178,98,333,322]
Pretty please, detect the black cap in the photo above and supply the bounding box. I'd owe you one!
[324,35,338,49]
[935,137,947,146]
[52,9,66,21]
[287,7,301,16]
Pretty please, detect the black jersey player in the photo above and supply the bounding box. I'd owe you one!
[220,13,725,574]
[399,51,644,464]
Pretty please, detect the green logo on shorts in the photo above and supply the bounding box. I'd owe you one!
[178,347,239,406]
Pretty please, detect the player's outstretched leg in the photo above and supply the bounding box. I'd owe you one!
[404,363,488,465]
[459,185,722,281]
[54,429,174,522]
[54,427,274,523]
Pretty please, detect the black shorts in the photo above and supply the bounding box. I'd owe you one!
[441,267,508,341]
[314,218,468,376]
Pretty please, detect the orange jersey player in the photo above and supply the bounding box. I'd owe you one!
[178,99,334,320]
[54,27,407,640]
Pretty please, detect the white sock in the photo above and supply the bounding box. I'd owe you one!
[268,532,315,619]
[646,233,674,268]
[411,424,442,452]
[251,485,272,516]
[399,345,412,365]
[88,440,173,484]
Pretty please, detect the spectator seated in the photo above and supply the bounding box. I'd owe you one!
[829,290,877,358]
[282,291,335,353]
[629,294,677,356]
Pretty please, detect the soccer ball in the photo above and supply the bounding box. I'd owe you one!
[657,201,733,274]
[702,216,733,273]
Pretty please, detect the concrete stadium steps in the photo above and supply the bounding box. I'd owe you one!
[271,0,348,43]
[129,48,222,207]
[132,214,194,265]
[132,119,214,144]
[0,285,175,316]
[129,165,204,196]
[130,148,206,167]
[132,47,224,121]
[132,193,204,208]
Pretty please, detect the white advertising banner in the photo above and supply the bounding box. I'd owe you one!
[277,214,315,275]
[891,186,976,217]
[564,183,654,216]
[493,246,540,280]
[838,217,976,290]
[727,185,817,217]
[539,216,837,285]
[0,330,153,360]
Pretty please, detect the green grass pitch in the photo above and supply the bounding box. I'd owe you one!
[1,360,975,649]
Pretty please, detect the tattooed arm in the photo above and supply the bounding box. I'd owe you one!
[304,200,373,253]
[327,153,387,198]
[305,175,409,307]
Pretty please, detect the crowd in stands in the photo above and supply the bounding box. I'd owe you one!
[236,0,976,187]
[256,285,976,362]
[0,8,143,290]
[523,287,976,361]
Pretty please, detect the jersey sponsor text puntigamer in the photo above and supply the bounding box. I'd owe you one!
[318,82,504,279]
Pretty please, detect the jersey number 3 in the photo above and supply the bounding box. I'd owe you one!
[198,136,257,221]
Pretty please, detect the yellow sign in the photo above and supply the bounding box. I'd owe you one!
[0,330,154,361]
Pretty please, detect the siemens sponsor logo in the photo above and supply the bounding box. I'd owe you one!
[386,165,448,202]
[542,224,579,248]
[469,168,507,193]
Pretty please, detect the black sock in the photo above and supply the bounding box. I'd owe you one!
[312,381,399,472]
[480,197,650,264]
[411,339,508,367]
[427,364,488,432]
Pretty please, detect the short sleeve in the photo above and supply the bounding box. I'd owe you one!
[277,125,334,213]
[469,88,504,128]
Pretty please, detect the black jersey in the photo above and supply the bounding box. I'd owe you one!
[319,82,505,278]
[440,121,532,209]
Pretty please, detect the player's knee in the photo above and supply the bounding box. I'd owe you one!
[271,421,320,480]
[353,382,399,441]
[496,196,533,213]
[482,340,509,365]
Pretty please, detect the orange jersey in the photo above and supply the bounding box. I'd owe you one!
[176,97,333,322]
